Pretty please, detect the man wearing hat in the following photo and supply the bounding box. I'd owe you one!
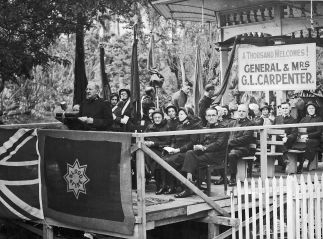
[297,101,322,172]
[198,84,215,126]
[112,88,133,132]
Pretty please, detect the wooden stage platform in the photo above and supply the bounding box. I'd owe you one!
[133,185,231,231]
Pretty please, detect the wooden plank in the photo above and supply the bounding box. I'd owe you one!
[140,144,229,216]
[267,129,285,135]
[270,135,277,153]
[136,136,146,239]
[279,177,285,239]
[0,122,63,129]
[244,179,250,239]
[231,191,236,239]
[272,177,278,239]
[260,128,268,180]
[267,156,275,177]
[236,160,248,181]
[314,174,321,239]
[251,179,256,239]
[286,176,294,239]
[258,178,264,239]
[295,177,300,239]
[237,180,243,239]
[198,213,239,227]
[301,175,307,238]
[43,224,54,239]
[265,178,270,239]
[308,174,314,239]
[267,140,284,145]
[298,128,307,133]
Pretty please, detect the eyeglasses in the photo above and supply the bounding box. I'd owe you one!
[120,93,128,96]
[206,114,217,117]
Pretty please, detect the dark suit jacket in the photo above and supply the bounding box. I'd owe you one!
[228,118,255,152]
[274,115,298,149]
[79,97,113,131]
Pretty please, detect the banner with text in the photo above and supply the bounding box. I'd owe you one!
[238,43,316,91]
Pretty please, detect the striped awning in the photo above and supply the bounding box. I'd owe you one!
[150,0,308,22]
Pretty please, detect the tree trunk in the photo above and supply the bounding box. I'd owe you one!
[180,57,185,87]
[73,13,88,105]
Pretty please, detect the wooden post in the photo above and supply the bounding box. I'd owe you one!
[208,210,219,239]
[43,224,54,239]
[136,136,146,239]
[260,128,268,180]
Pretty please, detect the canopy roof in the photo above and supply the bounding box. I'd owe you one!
[150,0,311,22]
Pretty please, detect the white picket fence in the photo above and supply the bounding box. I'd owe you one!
[230,174,323,239]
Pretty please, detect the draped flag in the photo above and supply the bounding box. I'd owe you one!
[0,128,43,220]
[100,45,111,101]
[131,24,141,123]
[147,33,154,70]
[38,130,135,235]
[193,45,204,115]
[213,36,240,104]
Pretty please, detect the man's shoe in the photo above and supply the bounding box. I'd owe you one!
[213,177,229,185]
[174,189,193,198]
[155,187,167,195]
[164,186,176,195]
[229,178,236,186]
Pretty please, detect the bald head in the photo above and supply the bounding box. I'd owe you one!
[237,104,248,119]
[86,82,100,100]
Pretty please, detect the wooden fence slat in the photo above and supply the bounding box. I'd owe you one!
[307,174,314,239]
[251,179,256,239]
[231,191,236,239]
[279,177,285,239]
[295,176,300,239]
[301,175,307,239]
[287,176,295,239]
[237,180,243,239]
[265,178,270,239]
[314,174,321,239]
[258,178,264,239]
[272,177,278,239]
[244,179,250,239]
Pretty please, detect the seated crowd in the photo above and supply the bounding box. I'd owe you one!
[73,82,323,198]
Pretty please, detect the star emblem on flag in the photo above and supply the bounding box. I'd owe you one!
[64,159,90,199]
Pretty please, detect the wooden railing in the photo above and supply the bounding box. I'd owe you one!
[133,121,323,181]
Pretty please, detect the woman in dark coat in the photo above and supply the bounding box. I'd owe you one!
[112,89,133,132]
[144,109,170,193]
[156,107,200,194]
[297,101,322,173]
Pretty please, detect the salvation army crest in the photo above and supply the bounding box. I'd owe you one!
[64,159,90,199]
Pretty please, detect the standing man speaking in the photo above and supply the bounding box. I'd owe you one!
[74,82,113,131]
